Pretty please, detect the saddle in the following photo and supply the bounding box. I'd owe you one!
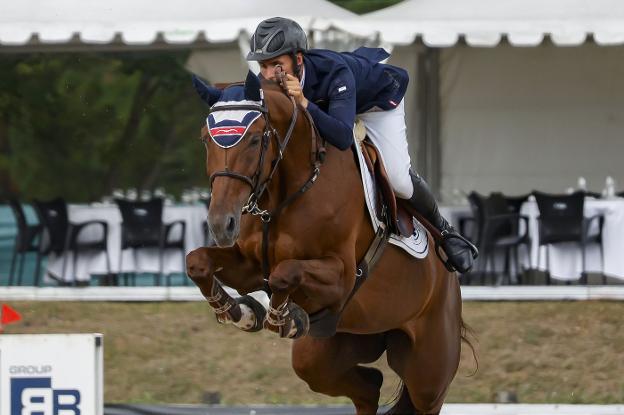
[359,140,415,238]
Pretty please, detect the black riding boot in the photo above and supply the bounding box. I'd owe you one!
[407,171,478,273]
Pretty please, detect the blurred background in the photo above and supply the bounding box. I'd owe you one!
[2,0,623,287]
[1,0,623,412]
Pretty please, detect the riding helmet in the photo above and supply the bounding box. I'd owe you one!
[246,17,308,61]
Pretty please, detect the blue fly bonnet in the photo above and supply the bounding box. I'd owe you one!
[207,86,263,149]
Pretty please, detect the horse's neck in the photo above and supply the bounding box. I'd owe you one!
[264,122,315,207]
[262,89,317,208]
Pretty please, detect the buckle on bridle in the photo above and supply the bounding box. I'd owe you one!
[242,194,271,221]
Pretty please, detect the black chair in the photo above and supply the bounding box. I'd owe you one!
[467,192,530,285]
[533,191,604,284]
[498,193,532,283]
[617,191,624,198]
[583,191,602,199]
[502,193,531,215]
[8,199,44,286]
[115,198,186,286]
[33,198,110,286]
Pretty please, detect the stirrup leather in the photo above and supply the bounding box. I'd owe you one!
[434,230,479,273]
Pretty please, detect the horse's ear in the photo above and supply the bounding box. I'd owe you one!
[244,70,262,101]
[192,74,221,106]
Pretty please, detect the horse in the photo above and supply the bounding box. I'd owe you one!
[186,70,465,415]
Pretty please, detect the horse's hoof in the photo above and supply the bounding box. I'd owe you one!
[264,302,310,339]
[287,302,310,339]
[234,295,266,332]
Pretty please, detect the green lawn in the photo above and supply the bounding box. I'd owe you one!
[3,301,623,404]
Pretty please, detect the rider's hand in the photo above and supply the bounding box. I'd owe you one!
[284,74,308,109]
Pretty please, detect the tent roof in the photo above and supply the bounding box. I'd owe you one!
[316,0,624,47]
[0,0,354,48]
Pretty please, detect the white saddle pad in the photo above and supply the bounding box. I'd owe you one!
[354,142,429,259]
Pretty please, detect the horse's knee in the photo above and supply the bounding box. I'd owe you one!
[292,346,317,379]
[292,346,327,389]
[186,248,213,280]
[408,387,445,414]
[269,260,303,293]
[293,366,324,393]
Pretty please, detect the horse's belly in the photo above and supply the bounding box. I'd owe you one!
[337,246,438,334]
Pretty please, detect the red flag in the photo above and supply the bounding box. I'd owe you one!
[1,304,22,325]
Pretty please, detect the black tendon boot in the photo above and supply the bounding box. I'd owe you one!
[407,171,478,273]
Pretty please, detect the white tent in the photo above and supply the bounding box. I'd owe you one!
[321,0,624,199]
[4,0,624,197]
[0,0,356,83]
[318,0,624,47]
[0,0,354,47]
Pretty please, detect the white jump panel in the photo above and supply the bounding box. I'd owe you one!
[1,286,624,302]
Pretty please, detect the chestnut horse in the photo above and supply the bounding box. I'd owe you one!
[186,71,464,415]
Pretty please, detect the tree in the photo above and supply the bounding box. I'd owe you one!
[329,0,403,14]
[0,52,206,202]
[0,0,401,202]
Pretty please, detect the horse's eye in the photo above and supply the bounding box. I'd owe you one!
[249,135,261,146]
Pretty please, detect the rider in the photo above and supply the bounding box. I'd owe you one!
[247,17,477,273]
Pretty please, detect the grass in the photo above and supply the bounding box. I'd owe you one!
[2,301,624,404]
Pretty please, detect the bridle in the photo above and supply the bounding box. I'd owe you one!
[201,83,326,279]
[205,98,293,217]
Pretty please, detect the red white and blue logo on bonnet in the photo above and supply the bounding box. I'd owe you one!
[207,86,262,149]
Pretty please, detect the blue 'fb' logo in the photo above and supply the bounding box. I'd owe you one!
[11,377,81,415]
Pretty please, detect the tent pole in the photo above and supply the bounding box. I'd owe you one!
[417,46,441,198]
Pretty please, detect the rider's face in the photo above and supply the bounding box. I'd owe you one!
[259,53,303,80]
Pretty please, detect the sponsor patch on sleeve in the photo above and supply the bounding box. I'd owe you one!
[338,85,347,93]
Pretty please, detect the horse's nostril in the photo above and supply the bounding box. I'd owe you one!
[226,216,236,234]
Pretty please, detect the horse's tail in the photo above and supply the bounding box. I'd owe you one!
[461,316,479,376]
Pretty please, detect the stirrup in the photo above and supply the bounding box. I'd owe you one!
[434,230,479,273]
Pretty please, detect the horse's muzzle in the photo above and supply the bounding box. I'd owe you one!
[208,211,241,247]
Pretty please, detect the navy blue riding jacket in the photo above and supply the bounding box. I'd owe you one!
[302,47,409,150]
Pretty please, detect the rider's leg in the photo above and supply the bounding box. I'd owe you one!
[357,100,477,273]
[407,171,477,273]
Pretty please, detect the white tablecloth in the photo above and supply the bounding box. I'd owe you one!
[441,199,624,282]
[522,199,624,281]
[46,203,208,282]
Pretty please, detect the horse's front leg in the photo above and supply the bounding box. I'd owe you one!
[186,246,266,332]
[264,256,346,338]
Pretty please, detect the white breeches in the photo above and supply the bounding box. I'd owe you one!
[357,100,414,199]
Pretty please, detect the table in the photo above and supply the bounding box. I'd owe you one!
[521,198,624,281]
[46,203,208,283]
[441,199,624,282]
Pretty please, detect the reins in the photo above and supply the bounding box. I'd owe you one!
[257,109,324,280]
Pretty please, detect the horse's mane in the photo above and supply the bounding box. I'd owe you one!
[258,79,300,119]
[260,79,291,103]
[260,78,283,92]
